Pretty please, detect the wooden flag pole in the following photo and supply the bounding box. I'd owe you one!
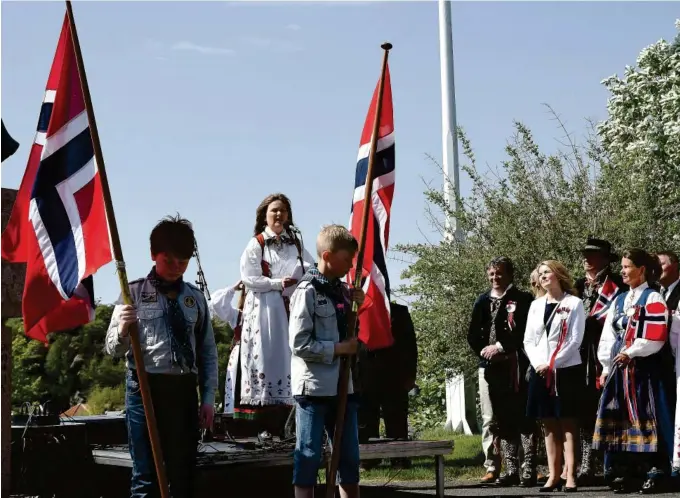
[325,42,392,498]
[64,3,170,498]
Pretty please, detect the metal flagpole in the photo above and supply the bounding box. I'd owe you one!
[438,0,462,243]
[439,0,474,437]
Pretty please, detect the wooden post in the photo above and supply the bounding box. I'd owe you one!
[64,2,170,497]
[1,187,27,498]
[325,42,392,498]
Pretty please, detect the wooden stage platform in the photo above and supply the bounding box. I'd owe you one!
[11,413,454,497]
[93,439,454,497]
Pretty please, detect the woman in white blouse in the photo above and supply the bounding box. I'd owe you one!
[236,193,315,432]
[592,248,673,494]
[208,281,243,416]
[524,260,585,492]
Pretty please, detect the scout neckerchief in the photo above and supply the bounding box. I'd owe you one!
[299,266,350,341]
[147,266,195,371]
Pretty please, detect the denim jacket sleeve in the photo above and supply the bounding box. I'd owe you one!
[289,283,336,364]
[105,294,130,357]
[197,293,219,406]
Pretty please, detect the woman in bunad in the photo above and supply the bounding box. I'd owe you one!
[207,281,244,416]
[524,260,585,493]
[237,193,315,436]
[593,249,674,494]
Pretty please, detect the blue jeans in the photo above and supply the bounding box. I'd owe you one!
[126,370,199,498]
[293,396,360,487]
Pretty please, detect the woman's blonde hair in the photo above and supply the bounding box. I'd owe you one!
[534,260,576,297]
[529,268,541,297]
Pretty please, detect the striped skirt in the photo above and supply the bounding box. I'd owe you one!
[593,358,673,454]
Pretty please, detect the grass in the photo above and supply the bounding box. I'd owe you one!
[318,429,485,485]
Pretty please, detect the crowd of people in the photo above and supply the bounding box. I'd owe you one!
[468,239,680,494]
[105,193,417,498]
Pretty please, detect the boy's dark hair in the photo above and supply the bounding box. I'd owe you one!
[150,214,195,259]
[485,256,515,281]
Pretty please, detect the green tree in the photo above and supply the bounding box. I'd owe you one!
[10,318,49,408]
[595,20,680,249]
[397,119,601,428]
[397,22,680,431]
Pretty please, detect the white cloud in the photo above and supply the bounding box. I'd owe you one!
[240,36,303,53]
[285,23,301,31]
[172,41,235,56]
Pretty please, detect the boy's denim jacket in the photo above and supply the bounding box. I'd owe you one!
[289,279,354,397]
[105,277,218,406]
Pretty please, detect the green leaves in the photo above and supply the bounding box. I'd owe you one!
[597,21,680,245]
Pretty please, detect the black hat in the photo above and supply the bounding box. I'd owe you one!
[2,119,20,162]
[581,237,617,260]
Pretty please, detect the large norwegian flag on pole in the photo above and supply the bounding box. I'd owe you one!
[347,62,395,351]
[1,13,113,343]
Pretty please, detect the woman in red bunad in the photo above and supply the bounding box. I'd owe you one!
[524,260,585,493]
[593,248,674,494]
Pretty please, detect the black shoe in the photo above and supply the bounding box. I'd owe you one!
[640,477,666,494]
[496,473,520,487]
[612,477,639,494]
[539,478,564,492]
[564,486,578,493]
[520,464,537,487]
[520,475,537,488]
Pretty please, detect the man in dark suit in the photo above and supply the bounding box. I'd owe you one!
[358,301,418,468]
[467,257,536,486]
[658,251,680,314]
[574,238,627,484]
[657,250,680,491]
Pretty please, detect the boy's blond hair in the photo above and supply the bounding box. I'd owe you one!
[316,224,358,257]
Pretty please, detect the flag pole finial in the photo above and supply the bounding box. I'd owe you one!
[381,42,393,51]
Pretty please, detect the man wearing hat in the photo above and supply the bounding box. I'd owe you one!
[574,237,627,484]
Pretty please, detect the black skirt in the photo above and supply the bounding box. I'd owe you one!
[526,364,584,420]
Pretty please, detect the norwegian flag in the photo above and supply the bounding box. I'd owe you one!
[634,300,668,342]
[347,62,395,351]
[1,13,113,343]
[590,277,621,323]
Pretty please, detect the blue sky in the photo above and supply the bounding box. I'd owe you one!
[2,1,678,305]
